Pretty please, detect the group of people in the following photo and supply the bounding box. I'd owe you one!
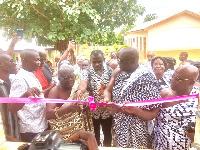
[0,36,199,150]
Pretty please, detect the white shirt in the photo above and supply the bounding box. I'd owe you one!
[9,68,48,133]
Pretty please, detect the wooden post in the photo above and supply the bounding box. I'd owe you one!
[194,93,200,144]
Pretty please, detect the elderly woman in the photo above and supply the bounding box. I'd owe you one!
[151,56,171,90]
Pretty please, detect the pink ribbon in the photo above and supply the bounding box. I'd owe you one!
[0,94,198,110]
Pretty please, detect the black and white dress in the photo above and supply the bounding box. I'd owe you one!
[153,87,199,150]
[112,65,161,148]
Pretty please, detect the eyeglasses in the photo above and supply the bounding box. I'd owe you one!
[60,76,75,81]
[117,58,134,63]
[173,76,194,82]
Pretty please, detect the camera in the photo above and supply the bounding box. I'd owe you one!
[27,130,88,150]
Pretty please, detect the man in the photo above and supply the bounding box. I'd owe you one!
[179,52,188,66]
[74,55,84,73]
[147,51,155,62]
[9,49,48,142]
[74,50,113,147]
[81,59,90,70]
[0,35,20,141]
[116,65,199,149]
[144,51,155,71]
[104,47,161,148]
[46,66,92,140]
[34,49,56,97]
[153,65,199,150]
[0,53,20,141]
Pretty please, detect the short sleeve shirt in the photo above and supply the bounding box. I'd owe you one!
[80,65,113,119]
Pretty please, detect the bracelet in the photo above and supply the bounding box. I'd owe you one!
[54,107,61,119]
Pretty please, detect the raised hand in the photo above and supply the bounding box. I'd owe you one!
[22,87,41,98]
[97,82,106,96]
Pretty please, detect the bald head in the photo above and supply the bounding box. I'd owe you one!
[0,53,10,63]
[20,49,40,72]
[117,47,139,73]
[171,65,199,95]
[176,65,199,81]
[147,51,155,62]
[20,49,38,60]
[120,47,139,61]
[58,66,74,78]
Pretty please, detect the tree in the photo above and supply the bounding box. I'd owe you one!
[144,13,158,22]
[115,24,135,45]
[0,0,145,52]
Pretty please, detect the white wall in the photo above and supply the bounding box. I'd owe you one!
[147,14,200,51]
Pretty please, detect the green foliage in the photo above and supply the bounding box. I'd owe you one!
[0,0,145,47]
[144,13,158,22]
[115,25,136,44]
[113,43,119,51]
[120,44,130,48]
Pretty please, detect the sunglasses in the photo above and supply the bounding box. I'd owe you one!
[117,58,134,63]
[173,76,194,82]
[60,76,75,81]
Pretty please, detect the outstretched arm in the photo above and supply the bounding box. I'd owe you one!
[46,87,82,120]
[8,87,41,113]
[104,68,121,103]
[123,106,160,120]
[58,41,75,68]
[73,80,88,100]
[6,34,20,57]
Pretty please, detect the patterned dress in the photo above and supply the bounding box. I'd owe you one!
[157,74,171,90]
[153,87,199,150]
[112,65,161,148]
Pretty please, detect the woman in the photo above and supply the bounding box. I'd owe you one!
[151,56,171,90]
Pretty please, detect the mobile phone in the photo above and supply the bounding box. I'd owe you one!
[17,29,24,39]
[69,37,74,41]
